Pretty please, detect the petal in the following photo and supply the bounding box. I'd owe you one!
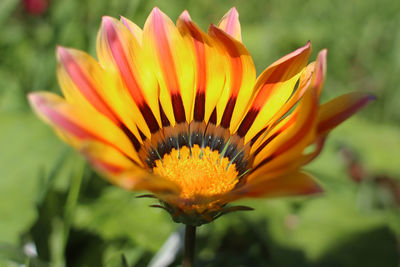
[177,11,226,123]
[143,7,196,125]
[313,49,327,97]
[300,135,327,165]
[249,49,326,147]
[317,92,376,135]
[236,42,312,143]
[251,111,297,156]
[81,140,138,175]
[28,92,143,165]
[56,46,118,124]
[235,171,322,198]
[57,46,145,142]
[250,85,318,178]
[262,62,315,132]
[81,141,180,194]
[119,170,181,194]
[217,7,242,42]
[120,16,143,44]
[97,16,161,136]
[208,24,256,131]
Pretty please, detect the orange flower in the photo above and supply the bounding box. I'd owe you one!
[28,7,374,225]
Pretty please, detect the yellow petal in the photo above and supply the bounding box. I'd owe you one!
[56,46,119,124]
[262,62,315,134]
[143,7,196,125]
[251,86,318,178]
[120,16,143,45]
[81,140,138,175]
[249,49,326,148]
[97,16,161,137]
[56,46,147,143]
[236,42,312,143]
[28,92,143,166]
[82,141,180,193]
[208,24,256,131]
[177,11,226,123]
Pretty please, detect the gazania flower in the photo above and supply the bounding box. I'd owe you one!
[28,7,374,226]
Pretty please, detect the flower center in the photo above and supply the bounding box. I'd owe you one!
[153,145,239,199]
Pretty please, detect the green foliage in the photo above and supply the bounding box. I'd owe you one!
[1,0,399,266]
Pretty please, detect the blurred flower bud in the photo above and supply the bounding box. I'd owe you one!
[23,0,49,15]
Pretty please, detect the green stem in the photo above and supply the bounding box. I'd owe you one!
[182,225,196,267]
[63,159,85,248]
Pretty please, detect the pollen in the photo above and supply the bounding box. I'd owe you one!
[153,145,239,200]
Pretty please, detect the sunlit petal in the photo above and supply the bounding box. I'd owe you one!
[237,42,311,143]
[217,7,242,42]
[143,7,196,125]
[208,24,256,131]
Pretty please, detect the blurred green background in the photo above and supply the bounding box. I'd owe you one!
[1,0,400,266]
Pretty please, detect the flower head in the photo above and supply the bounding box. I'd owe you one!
[28,7,374,225]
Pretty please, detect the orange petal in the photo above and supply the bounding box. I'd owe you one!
[301,135,327,165]
[56,46,119,124]
[119,170,181,195]
[81,140,138,175]
[236,42,312,142]
[57,46,147,143]
[249,49,326,148]
[235,171,322,198]
[177,11,226,123]
[28,92,143,165]
[313,49,327,97]
[97,16,161,136]
[143,7,196,125]
[317,92,375,135]
[217,7,242,42]
[81,141,180,194]
[208,24,256,131]
[251,85,318,178]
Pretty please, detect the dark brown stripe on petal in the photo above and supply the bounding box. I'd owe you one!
[139,103,160,133]
[120,123,141,151]
[220,97,236,128]
[193,91,205,121]
[254,132,280,156]
[137,128,147,142]
[250,126,268,146]
[171,93,186,123]
[236,108,259,137]
[159,102,170,127]
[209,108,217,124]
[251,155,274,173]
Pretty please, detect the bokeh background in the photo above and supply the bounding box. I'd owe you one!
[1,0,400,266]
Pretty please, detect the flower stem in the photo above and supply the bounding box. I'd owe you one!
[182,224,196,267]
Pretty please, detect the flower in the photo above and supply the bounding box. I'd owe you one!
[23,0,49,15]
[28,7,374,226]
